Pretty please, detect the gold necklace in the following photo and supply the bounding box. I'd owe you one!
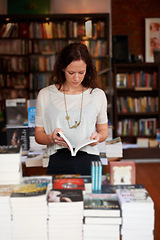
[64,88,83,129]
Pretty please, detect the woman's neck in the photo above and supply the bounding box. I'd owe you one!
[56,83,87,95]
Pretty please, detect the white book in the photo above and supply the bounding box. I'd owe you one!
[58,131,97,156]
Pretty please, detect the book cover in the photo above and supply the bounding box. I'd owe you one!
[28,107,36,128]
[83,193,121,217]
[22,176,52,185]
[110,160,136,185]
[0,145,21,155]
[102,184,144,194]
[47,188,83,203]
[5,98,27,126]
[58,131,97,156]
[116,188,154,209]
[6,125,29,152]
[53,178,85,190]
[11,182,48,198]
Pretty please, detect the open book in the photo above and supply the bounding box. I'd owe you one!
[58,131,97,156]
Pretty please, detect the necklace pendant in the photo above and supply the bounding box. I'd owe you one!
[74,121,78,128]
[65,115,70,120]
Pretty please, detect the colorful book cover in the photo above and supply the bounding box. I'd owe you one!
[28,107,36,128]
[110,160,135,185]
[11,182,48,198]
[84,193,120,211]
[53,178,85,190]
[47,188,83,203]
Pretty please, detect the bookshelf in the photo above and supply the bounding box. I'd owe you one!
[0,13,112,131]
[113,63,160,144]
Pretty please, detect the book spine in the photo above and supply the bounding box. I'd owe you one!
[94,161,98,193]
[98,160,102,193]
[91,161,95,193]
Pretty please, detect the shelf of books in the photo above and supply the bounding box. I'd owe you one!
[113,63,160,145]
[0,13,113,127]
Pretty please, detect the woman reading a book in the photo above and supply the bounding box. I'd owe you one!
[35,42,108,175]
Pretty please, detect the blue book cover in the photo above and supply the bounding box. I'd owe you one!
[28,107,36,128]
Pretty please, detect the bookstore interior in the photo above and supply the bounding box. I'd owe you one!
[0,1,160,240]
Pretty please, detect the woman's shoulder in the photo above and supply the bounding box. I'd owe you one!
[92,87,106,96]
[38,84,56,95]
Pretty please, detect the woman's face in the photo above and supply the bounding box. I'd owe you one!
[63,60,87,88]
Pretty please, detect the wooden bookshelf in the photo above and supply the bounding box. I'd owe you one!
[0,14,113,130]
[113,63,160,144]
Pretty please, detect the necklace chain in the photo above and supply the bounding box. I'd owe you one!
[64,89,83,129]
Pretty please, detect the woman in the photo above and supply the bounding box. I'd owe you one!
[35,42,108,175]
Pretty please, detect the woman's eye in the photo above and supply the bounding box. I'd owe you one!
[69,72,74,75]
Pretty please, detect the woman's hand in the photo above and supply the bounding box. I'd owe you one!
[49,128,69,148]
[89,132,100,146]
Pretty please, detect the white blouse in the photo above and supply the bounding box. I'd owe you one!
[35,84,108,156]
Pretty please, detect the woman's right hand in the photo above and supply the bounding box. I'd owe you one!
[49,128,68,147]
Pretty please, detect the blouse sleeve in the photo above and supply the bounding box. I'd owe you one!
[35,90,44,127]
[96,89,108,124]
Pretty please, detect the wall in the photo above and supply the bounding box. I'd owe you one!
[112,0,160,61]
[0,0,111,14]
[51,0,111,13]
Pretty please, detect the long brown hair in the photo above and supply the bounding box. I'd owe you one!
[51,42,98,89]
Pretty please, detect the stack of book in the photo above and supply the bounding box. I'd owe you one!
[0,145,22,184]
[25,151,45,167]
[0,185,15,240]
[105,137,123,158]
[10,178,51,240]
[47,182,84,240]
[83,193,121,240]
[116,187,155,240]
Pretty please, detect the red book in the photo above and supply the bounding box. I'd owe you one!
[53,178,85,190]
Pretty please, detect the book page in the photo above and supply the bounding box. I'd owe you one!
[58,131,97,156]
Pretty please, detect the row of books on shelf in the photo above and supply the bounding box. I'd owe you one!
[0,39,28,55]
[28,39,67,55]
[0,74,29,88]
[0,20,106,40]
[81,40,107,57]
[0,56,28,72]
[29,21,67,39]
[29,73,51,90]
[0,39,107,59]
[0,22,28,38]
[117,118,157,136]
[68,20,105,39]
[116,71,158,89]
[29,54,56,72]
[117,96,158,113]
[0,173,155,240]
[0,88,29,101]
[0,73,50,94]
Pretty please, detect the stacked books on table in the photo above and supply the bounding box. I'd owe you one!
[47,180,84,240]
[116,186,155,240]
[10,176,52,240]
[0,145,22,184]
[83,192,121,240]
[0,185,15,240]
[105,137,123,158]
